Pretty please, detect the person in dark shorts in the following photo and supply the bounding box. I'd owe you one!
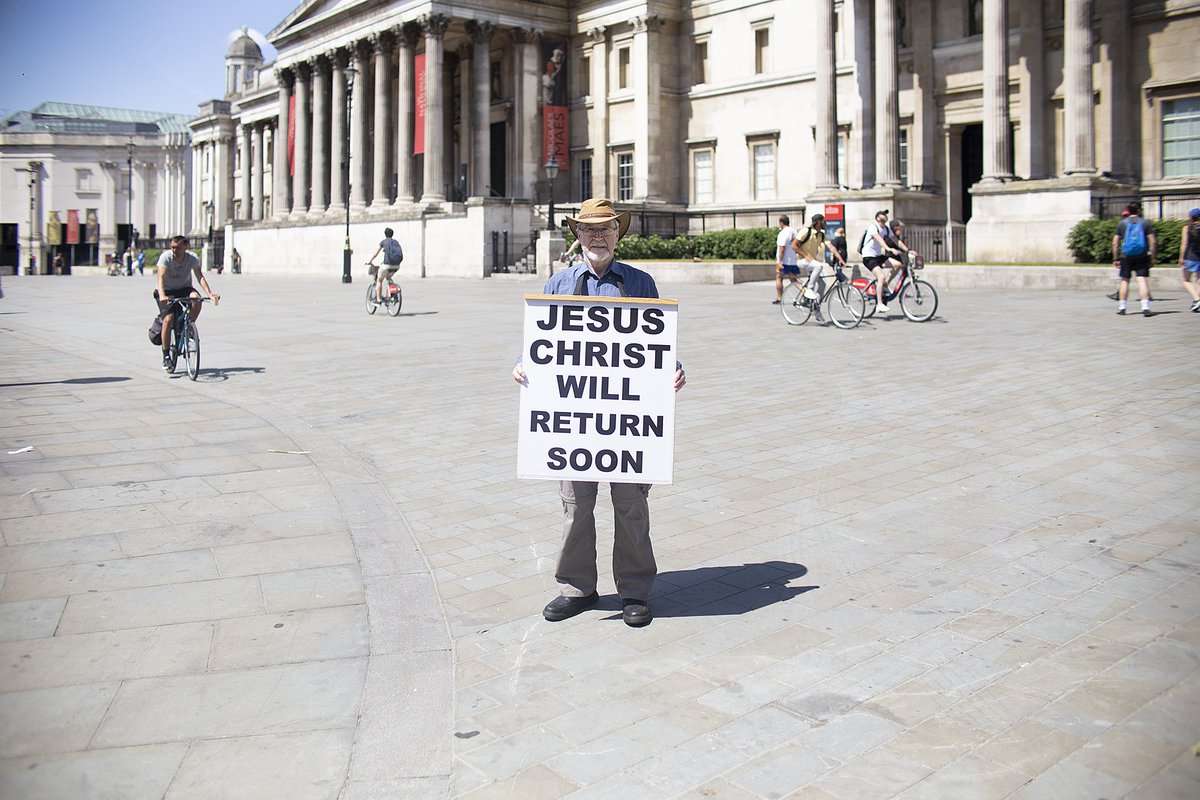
[1112,202,1156,317]
[1178,207,1200,313]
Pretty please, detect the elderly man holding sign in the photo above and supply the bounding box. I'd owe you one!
[513,198,686,627]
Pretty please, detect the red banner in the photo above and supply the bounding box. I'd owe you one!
[414,53,426,155]
[67,209,80,244]
[543,106,568,171]
[288,94,296,176]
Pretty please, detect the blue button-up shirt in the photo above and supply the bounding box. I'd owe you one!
[543,260,659,299]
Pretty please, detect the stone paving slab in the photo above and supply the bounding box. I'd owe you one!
[0,273,1197,799]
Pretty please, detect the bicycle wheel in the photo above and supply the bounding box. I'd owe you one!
[899,279,939,322]
[365,285,378,314]
[386,283,403,316]
[854,277,878,318]
[183,322,201,380]
[780,282,813,325]
[826,283,867,329]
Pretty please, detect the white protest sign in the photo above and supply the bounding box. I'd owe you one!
[518,294,678,484]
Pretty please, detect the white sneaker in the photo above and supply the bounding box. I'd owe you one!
[802,287,818,300]
[876,302,890,313]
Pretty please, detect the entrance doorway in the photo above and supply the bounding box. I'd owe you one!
[490,121,506,197]
[960,124,983,222]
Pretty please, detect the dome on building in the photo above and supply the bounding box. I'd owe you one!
[226,28,262,61]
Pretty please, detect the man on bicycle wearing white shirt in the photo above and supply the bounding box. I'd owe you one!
[861,210,910,313]
[156,235,218,371]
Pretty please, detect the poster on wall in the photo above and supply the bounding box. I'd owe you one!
[46,211,62,246]
[67,210,80,244]
[85,209,99,244]
[541,38,568,170]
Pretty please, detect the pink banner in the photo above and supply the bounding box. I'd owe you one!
[288,94,296,176]
[67,209,80,244]
[414,54,426,155]
[543,106,568,170]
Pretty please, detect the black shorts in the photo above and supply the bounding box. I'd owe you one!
[158,286,196,313]
[863,255,891,270]
[1119,255,1151,279]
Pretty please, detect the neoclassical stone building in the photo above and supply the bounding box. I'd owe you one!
[0,103,191,273]
[191,0,1200,275]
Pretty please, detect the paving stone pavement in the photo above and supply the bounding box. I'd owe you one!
[0,272,1197,800]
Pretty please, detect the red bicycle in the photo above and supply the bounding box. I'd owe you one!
[852,252,939,322]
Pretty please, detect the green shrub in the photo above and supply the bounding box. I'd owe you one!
[1067,217,1186,264]
[143,249,164,266]
[613,227,776,261]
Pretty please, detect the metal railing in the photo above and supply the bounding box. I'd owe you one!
[1093,191,1200,220]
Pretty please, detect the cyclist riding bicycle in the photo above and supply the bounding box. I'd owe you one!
[156,235,218,371]
[794,214,847,321]
[367,227,403,303]
[861,210,912,313]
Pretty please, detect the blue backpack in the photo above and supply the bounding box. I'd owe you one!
[382,238,404,265]
[1121,218,1148,257]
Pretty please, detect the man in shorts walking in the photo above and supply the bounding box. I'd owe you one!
[773,214,799,304]
[1113,202,1156,317]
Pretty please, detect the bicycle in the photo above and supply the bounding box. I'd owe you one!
[781,264,867,328]
[365,263,403,316]
[853,251,939,322]
[162,296,212,380]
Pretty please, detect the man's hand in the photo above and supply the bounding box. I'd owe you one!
[512,363,527,386]
[209,292,221,306]
[674,368,686,392]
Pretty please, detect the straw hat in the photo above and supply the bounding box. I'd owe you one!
[566,197,631,239]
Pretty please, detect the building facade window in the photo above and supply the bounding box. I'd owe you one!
[968,0,983,36]
[900,129,910,186]
[692,148,714,203]
[616,151,633,201]
[693,39,709,85]
[579,157,592,201]
[579,56,590,97]
[751,141,775,200]
[837,133,848,188]
[754,26,770,75]
[617,46,631,90]
[75,168,94,192]
[1163,96,1200,177]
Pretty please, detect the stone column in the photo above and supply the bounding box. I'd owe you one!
[214,137,230,225]
[468,21,494,198]
[292,61,311,214]
[330,49,348,210]
[239,124,252,219]
[190,147,201,232]
[458,43,472,200]
[632,16,664,201]
[420,14,451,205]
[252,123,265,219]
[813,0,838,189]
[512,27,541,200]
[273,68,293,218]
[1014,0,1046,178]
[371,31,393,208]
[394,23,418,204]
[588,27,608,198]
[350,40,370,209]
[310,55,330,213]
[981,0,1014,181]
[852,0,875,187]
[1063,0,1095,175]
[910,0,937,187]
[874,0,901,186]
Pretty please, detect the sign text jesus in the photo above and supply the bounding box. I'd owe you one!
[517,295,678,484]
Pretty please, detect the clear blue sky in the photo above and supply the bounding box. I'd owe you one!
[0,0,301,117]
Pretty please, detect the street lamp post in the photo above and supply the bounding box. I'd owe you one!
[25,162,40,275]
[342,62,357,284]
[126,138,134,261]
[544,155,560,231]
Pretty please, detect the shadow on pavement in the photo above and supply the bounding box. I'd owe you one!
[195,366,267,382]
[0,376,132,388]
[598,561,818,619]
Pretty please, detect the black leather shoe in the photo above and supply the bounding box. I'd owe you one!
[622,599,652,627]
[543,592,599,622]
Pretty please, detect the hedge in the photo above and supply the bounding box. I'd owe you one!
[592,227,778,261]
[1067,217,1186,265]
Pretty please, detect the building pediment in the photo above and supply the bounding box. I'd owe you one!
[268,0,373,47]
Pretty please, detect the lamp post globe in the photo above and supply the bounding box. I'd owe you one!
[342,62,357,284]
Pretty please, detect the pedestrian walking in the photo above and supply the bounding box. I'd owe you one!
[1113,202,1156,317]
[1180,208,1200,312]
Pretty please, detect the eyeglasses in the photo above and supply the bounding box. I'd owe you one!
[577,224,618,238]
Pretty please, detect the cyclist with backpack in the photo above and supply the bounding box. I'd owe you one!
[368,227,404,305]
[1112,202,1155,316]
[860,209,908,314]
